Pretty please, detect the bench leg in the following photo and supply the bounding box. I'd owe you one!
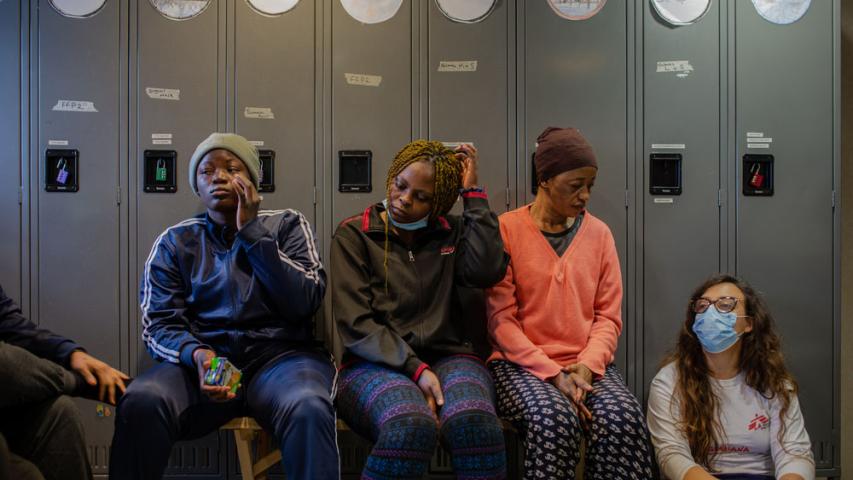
[234,430,256,480]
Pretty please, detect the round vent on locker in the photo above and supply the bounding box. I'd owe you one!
[149,0,212,21]
[651,0,711,26]
[247,0,300,16]
[49,0,107,18]
[751,0,810,25]
[546,0,607,21]
[340,0,403,24]
[435,0,496,24]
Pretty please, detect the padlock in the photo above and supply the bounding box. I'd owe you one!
[155,158,167,182]
[56,158,69,185]
[749,163,764,189]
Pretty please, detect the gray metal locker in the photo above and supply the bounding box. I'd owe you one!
[639,0,723,399]
[32,0,125,474]
[132,0,225,476]
[232,0,317,224]
[0,0,23,303]
[330,0,413,226]
[520,0,631,377]
[734,0,838,473]
[424,0,511,214]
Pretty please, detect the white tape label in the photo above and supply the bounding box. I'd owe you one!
[244,107,275,120]
[651,143,686,150]
[345,73,382,87]
[151,133,173,139]
[145,87,181,101]
[747,143,770,149]
[152,139,172,145]
[438,61,478,72]
[249,140,265,146]
[749,137,772,143]
[48,139,69,146]
[747,132,764,138]
[656,60,694,78]
[52,100,98,112]
[654,198,675,204]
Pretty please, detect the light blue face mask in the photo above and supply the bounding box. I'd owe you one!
[382,198,429,231]
[692,306,744,354]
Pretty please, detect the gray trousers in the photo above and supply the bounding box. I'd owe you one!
[0,342,91,480]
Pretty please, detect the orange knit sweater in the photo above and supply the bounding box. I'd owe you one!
[486,205,623,380]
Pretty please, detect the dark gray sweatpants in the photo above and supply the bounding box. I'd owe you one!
[0,342,91,480]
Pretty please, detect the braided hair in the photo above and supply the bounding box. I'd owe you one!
[382,140,463,291]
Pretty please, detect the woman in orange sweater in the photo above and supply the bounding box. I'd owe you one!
[486,127,654,479]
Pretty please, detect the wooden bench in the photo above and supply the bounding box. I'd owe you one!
[220,417,281,480]
[222,416,584,478]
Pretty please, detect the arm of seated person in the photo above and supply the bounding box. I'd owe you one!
[683,466,718,480]
[235,196,325,320]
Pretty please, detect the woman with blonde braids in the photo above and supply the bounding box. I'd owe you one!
[331,140,509,479]
[647,274,815,480]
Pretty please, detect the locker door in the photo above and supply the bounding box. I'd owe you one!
[134,0,224,476]
[735,0,836,469]
[427,0,510,214]
[0,0,22,301]
[331,0,413,225]
[35,0,123,473]
[234,0,316,224]
[640,1,722,400]
[522,0,630,374]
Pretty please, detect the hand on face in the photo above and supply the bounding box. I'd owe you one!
[454,144,479,190]
[232,176,260,230]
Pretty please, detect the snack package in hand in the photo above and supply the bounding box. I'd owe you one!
[203,357,242,393]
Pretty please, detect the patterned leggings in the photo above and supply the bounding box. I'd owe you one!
[489,360,654,480]
[336,355,507,480]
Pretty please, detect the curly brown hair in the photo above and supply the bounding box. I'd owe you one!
[663,274,798,470]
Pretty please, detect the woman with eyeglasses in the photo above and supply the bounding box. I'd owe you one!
[646,274,815,480]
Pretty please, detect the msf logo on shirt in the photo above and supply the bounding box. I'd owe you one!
[441,246,456,256]
[748,413,770,432]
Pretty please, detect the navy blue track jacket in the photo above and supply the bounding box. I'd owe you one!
[141,209,326,373]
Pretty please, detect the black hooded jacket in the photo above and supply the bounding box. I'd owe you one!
[330,193,509,379]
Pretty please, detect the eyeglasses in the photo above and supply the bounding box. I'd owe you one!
[692,296,743,314]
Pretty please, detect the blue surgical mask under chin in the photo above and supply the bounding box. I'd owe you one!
[692,306,743,354]
[382,198,430,231]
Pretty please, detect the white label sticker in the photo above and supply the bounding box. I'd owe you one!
[249,140,265,146]
[438,60,478,72]
[747,132,764,137]
[244,107,275,120]
[345,73,382,87]
[656,60,694,77]
[48,139,69,146]
[52,100,98,112]
[747,143,770,149]
[748,137,773,143]
[151,133,173,139]
[152,139,172,145]
[651,143,686,150]
[145,87,181,101]
[654,198,675,204]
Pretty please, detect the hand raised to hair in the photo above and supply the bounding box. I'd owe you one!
[454,143,479,190]
[232,176,261,231]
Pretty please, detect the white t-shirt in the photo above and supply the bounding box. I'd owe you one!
[647,362,815,480]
